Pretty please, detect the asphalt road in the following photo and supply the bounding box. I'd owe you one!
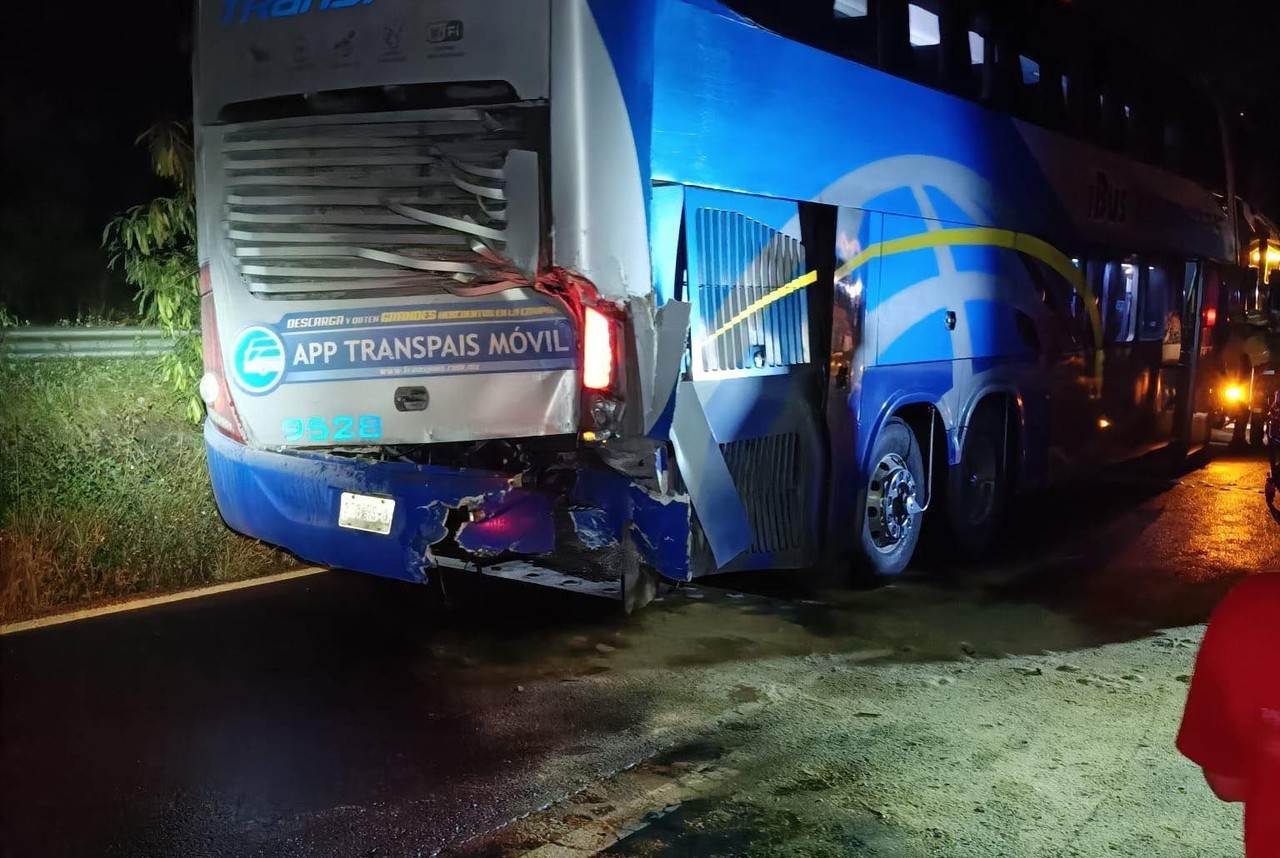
[2,453,1275,858]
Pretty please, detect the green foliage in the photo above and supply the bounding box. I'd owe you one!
[0,303,21,329]
[103,121,203,423]
[0,358,295,621]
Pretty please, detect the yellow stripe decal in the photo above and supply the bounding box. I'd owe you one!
[707,269,819,342]
[705,226,1104,383]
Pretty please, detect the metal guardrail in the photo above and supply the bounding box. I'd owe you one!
[0,327,174,359]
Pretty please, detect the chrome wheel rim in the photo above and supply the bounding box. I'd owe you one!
[866,453,918,552]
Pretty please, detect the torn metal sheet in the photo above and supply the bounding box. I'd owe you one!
[641,299,691,435]
[455,491,555,555]
[670,381,752,569]
[502,149,541,279]
[570,508,621,550]
[649,184,686,305]
[471,559,623,600]
[572,468,692,581]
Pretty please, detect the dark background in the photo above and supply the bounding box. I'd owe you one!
[0,2,192,323]
[0,1,1275,323]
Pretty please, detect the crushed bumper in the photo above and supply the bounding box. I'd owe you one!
[203,422,691,585]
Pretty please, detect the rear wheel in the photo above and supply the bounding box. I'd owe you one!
[856,418,925,576]
[1250,413,1265,447]
[945,406,1009,555]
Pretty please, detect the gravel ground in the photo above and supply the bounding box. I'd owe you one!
[456,456,1271,858]
[455,587,1241,858]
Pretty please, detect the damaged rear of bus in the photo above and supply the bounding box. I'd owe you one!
[195,0,695,607]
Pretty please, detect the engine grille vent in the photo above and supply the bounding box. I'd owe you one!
[220,106,533,299]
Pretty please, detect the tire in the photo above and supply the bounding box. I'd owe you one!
[855,417,925,576]
[1250,413,1265,447]
[945,406,1009,555]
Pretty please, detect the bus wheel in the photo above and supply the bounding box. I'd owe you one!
[1250,414,1265,447]
[857,418,924,576]
[946,407,1008,554]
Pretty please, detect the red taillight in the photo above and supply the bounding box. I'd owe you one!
[1205,307,1217,327]
[582,306,615,391]
[199,268,246,443]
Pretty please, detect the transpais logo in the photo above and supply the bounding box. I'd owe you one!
[231,326,287,395]
[220,0,374,27]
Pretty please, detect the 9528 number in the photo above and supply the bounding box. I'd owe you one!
[282,415,383,443]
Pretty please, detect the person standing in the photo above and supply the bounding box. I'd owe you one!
[1178,573,1280,855]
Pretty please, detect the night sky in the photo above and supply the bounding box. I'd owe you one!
[1,1,192,321]
[0,1,1275,322]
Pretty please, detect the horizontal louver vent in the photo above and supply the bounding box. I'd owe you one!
[221,107,528,299]
[694,208,810,373]
[721,432,804,554]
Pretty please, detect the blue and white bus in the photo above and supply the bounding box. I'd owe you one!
[194,0,1240,608]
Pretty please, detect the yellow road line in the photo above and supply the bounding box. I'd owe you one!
[0,567,328,636]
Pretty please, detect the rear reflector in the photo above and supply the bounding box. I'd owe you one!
[199,272,246,443]
[582,306,614,391]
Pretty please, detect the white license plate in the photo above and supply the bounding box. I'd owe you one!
[338,492,396,535]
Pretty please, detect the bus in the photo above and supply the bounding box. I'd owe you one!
[194,0,1243,609]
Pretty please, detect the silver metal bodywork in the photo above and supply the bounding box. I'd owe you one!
[195,0,590,448]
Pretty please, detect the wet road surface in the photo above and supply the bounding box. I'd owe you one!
[2,454,1276,857]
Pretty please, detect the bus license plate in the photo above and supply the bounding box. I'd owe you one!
[338,492,395,535]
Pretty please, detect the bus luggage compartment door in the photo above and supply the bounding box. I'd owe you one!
[681,189,826,574]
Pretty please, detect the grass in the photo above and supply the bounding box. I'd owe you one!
[0,354,296,623]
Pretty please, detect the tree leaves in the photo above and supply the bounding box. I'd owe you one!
[103,122,202,423]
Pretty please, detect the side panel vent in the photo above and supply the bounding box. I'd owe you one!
[693,208,810,373]
[721,432,803,555]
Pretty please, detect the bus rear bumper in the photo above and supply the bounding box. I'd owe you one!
[203,422,690,585]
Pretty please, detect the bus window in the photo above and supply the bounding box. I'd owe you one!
[1097,259,1137,343]
[1140,261,1178,343]
[1025,256,1091,354]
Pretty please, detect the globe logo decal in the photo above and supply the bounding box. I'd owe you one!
[230,325,286,394]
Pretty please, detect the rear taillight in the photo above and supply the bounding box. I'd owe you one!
[579,304,626,442]
[198,267,247,443]
[582,306,615,391]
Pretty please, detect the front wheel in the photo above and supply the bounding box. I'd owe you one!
[855,418,925,576]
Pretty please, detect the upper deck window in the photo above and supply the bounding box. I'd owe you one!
[968,31,985,64]
[908,5,940,46]
[833,0,868,18]
[1020,56,1040,85]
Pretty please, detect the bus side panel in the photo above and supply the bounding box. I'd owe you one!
[681,188,826,574]
[868,211,1060,485]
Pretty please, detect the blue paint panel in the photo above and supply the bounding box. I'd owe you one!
[571,469,692,580]
[862,188,922,221]
[206,422,691,583]
[875,213,941,308]
[646,381,678,441]
[649,184,685,305]
[857,362,955,473]
[963,299,1033,359]
[879,309,953,366]
[650,0,1076,242]
[924,186,981,228]
[952,242,1001,275]
[205,421,509,583]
